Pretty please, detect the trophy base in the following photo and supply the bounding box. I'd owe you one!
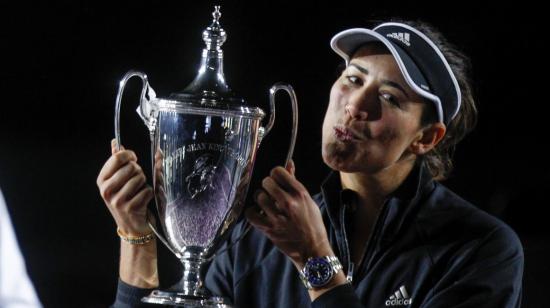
[142,290,232,307]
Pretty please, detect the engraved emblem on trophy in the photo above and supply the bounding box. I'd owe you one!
[113,6,298,307]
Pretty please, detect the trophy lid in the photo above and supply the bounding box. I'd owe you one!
[168,6,246,109]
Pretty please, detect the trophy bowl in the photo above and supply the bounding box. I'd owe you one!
[113,6,298,307]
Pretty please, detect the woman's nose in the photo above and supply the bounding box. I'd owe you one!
[345,103,368,121]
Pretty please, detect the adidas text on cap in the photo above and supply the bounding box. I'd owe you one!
[330,22,461,125]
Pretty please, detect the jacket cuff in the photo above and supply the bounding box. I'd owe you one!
[112,279,157,308]
[312,283,364,308]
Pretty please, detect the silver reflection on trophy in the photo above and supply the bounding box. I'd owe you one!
[114,6,298,307]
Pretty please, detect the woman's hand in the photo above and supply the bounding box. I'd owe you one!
[247,161,349,300]
[96,139,153,236]
[245,160,334,269]
[96,139,158,288]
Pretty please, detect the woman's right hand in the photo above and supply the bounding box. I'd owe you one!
[97,139,159,288]
[97,139,153,236]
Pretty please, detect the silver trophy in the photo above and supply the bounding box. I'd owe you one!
[113,6,298,307]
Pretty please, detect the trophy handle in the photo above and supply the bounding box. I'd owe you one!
[114,71,181,257]
[261,82,299,167]
[114,70,159,152]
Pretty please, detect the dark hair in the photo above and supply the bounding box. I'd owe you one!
[385,18,478,181]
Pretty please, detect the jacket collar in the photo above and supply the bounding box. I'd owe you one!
[319,160,435,244]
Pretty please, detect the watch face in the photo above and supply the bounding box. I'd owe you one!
[305,257,334,288]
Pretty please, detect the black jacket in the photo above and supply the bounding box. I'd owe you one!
[115,162,524,307]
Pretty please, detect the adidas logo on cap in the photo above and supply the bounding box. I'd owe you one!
[386,32,411,46]
[385,285,412,306]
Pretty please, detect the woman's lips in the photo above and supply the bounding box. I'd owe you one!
[333,124,364,142]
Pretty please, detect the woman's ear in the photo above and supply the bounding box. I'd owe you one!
[410,122,446,155]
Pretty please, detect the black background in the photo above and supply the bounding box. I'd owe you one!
[0,1,547,307]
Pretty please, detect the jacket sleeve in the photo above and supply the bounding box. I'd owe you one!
[419,225,524,308]
[112,279,157,308]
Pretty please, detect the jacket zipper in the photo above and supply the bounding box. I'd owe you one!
[343,199,391,285]
[339,202,353,282]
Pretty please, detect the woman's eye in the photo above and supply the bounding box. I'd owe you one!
[380,93,400,107]
[345,75,361,85]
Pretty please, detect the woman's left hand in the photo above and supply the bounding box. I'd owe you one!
[245,160,334,269]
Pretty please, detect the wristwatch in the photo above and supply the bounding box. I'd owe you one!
[299,256,343,290]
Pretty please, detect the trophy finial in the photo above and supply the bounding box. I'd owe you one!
[172,5,243,106]
[203,5,226,50]
[213,6,221,22]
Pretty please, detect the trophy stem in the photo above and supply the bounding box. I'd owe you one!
[142,246,232,307]
[179,246,209,298]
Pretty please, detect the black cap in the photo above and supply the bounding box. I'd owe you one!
[331,22,461,125]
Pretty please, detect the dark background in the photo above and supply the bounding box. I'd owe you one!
[0,1,547,307]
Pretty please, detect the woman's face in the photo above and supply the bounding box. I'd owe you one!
[322,44,429,174]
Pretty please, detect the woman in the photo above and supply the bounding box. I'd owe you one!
[98,20,523,307]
